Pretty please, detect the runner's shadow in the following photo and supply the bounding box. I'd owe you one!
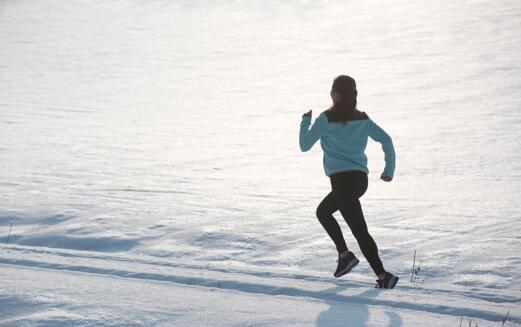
[316,283,402,327]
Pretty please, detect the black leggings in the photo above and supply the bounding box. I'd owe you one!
[316,170,385,276]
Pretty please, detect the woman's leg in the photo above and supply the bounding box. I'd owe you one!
[316,191,348,254]
[330,171,385,276]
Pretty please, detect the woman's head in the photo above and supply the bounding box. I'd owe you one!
[331,75,357,103]
[328,75,358,124]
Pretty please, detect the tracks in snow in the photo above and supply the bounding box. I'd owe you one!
[0,244,518,324]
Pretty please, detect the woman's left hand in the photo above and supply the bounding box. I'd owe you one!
[302,110,312,118]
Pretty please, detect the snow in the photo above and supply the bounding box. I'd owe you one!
[1,0,520,325]
[0,244,516,326]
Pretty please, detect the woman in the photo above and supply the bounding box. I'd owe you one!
[299,75,398,289]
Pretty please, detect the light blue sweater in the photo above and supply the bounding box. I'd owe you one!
[299,111,395,178]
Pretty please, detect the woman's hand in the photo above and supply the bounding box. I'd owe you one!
[380,175,392,182]
[302,110,312,118]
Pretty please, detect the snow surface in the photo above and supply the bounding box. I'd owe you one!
[1,0,520,325]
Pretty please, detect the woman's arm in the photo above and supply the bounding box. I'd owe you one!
[299,111,328,152]
[368,119,396,179]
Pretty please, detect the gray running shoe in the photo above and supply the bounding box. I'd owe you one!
[375,272,399,289]
[334,251,359,278]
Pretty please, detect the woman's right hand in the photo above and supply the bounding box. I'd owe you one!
[380,175,392,182]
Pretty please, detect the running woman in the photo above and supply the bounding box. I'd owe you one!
[299,75,398,289]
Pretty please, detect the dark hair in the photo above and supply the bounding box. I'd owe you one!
[327,75,358,125]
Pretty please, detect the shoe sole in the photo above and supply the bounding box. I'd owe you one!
[334,258,359,278]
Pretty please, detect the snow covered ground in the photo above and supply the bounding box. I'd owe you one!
[1,244,518,326]
[1,0,520,325]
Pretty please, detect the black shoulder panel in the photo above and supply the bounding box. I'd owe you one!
[356,111,369,120]
[324,110,369,123]
[324,110,333,122]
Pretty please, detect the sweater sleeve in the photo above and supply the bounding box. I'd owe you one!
[368,119,396,178]
[299,113,328,152]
